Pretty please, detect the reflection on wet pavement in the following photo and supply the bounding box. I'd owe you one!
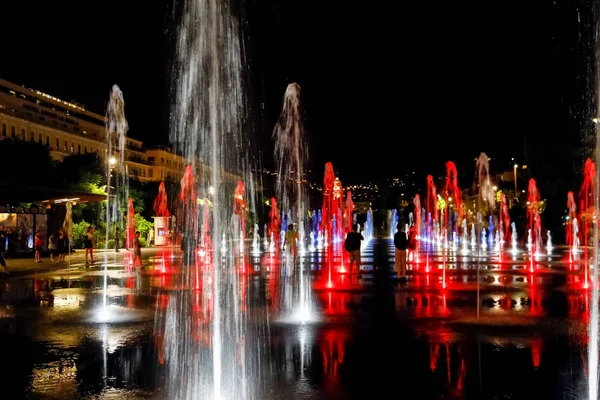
[0,241,592,399]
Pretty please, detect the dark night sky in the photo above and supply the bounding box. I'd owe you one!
[0,0,595,185]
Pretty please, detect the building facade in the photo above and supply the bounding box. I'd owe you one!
[0,77,188,183]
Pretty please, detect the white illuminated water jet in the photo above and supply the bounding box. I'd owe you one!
[511,222,518,255]
[252,224,260,255]
[588,64,600,400]
[546,230,552,255]
[103,85,129,315]
[272,83,315,323]
[164,0,262,397]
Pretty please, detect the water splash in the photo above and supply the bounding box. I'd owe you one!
[527,178,542,257]
[272,83,315,321]
[153,181,170,217]
[103,85,129,312]
[166,0,260,397]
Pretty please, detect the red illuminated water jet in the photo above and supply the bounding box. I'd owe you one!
[153,181,170,217]
[426,175,438,223]
[233,180,248,258]
[333,177,344,243]
[413,194,422,238]
[412,194,422,264]
[179,165,198,266]
[579,158,596,288]
[200,197,213,258]
[345,191,354,234]
[441,161,463,287]
[425,175,438,271]
[321,162,336,245]
[566,191,577,247]
[269,197,281,251]
[527,178,542,257]
[127,198,135,250]
[444,161,463,220]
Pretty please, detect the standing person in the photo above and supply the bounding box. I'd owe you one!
[0,225,7,270]
[34,229,44,263]
[283,223,299,263]
[344,224,364,273]
[48,233,58,262]
[394,223,408,281]
[58,229,69,262]
[132,231,143,268]
[84,226,94,265]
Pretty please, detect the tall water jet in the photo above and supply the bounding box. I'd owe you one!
[127,198,135,251]
[425,175,437,270]
[103,85,129,314]
[321,162,336,247]
[475,153,495,318]
[167,0,259,397]
[580,158,596,289]
[442,161,463,287]
[499,193,510,244]
[154,181,171,217]
[413,194,421,260]
[527,179,543,259]
[233,180,248,257]
[273,83,308,241]
[345,191,354,234]
[586,145,599,400]
[269,197,281,253]
[566,191,578,261]
[272,83,314,321]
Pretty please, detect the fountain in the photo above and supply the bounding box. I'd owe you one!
[510,222,518,255]
[425,175,437,269]
[589,109,600,398]
[272,82,315,323]
[499,193,510,245]
[413,194,421,239]
[233,180,248,257]
[252,224,260,255]
[269,197,281,254]
[165,0,261,397]
[100,85,129,321]
[345,191,354,234]
[127,198,135,251]
[527,178,543,257]
[475,153,496,318]
[390,209,398,238]
[154,181,170,217]
[566,191,577,250]
[546,231,552,254]
[442,161,463,287]
[580,158,596,288]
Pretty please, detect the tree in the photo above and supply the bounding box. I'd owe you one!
[0,138,55,187]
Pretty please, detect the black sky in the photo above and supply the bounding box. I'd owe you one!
[0,0,595,185]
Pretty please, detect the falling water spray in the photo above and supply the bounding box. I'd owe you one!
[475,153,495,319]
[103,85,129,313]
[588,59,600,398]
[166,0,259,397]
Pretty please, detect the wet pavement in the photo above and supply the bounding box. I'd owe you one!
[0,240,591,399]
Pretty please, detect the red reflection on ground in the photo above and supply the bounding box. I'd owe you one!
[318,291,350,316]
[320,327,348,393]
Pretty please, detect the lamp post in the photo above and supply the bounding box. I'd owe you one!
[513,164,518,199]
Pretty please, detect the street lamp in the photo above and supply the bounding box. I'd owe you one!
[109,156,117,166]
[513,164,518,196]
[208,186,215,195]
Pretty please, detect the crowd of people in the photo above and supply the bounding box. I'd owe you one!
[0,225,72,272]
